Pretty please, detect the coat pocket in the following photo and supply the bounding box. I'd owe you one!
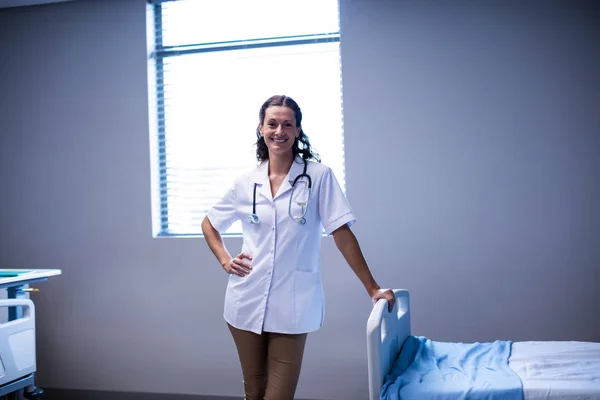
[294,270,324,331]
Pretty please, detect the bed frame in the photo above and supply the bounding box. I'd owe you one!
[366,290,600,400]
[366,289,411,400]
[0,299,37,396]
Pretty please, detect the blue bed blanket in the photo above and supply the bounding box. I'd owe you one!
[380,336,523,400]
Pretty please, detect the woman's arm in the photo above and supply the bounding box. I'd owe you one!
[332,224,395,310]
[201,216,252,277]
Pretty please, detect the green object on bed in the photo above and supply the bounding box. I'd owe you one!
[0,270,33,277]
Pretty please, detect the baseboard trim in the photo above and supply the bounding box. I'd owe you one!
[43,388,238,400]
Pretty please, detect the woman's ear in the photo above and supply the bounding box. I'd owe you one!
[258,122,263,137]
[296,126,302,138]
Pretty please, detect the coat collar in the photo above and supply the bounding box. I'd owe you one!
[252,156,307,200]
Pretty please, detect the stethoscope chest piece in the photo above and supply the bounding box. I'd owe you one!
[249,213,260,224]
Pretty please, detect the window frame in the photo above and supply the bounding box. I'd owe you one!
[148,0,343,237]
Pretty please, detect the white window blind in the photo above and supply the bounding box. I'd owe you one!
[147,0,346,237]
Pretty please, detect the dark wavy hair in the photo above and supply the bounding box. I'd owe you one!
[255,95,320,163]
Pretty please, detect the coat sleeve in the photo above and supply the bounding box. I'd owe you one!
[206,179,240,233]
[318,167,356,235]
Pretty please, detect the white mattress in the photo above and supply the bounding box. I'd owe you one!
[509,341,600,400]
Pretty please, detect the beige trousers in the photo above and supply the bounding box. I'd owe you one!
[228,323,308,400]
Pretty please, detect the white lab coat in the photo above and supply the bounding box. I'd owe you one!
[207,156,355,334]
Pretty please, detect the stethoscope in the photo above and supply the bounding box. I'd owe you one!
[249,159,312,225]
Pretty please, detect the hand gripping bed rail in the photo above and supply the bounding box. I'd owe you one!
[0,299,36,387]
[366,289,410,400]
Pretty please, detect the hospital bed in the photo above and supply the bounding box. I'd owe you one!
[0,269,61,399]
[367,289,600,400]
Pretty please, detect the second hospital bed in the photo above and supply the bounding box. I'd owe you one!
[367,290,600,400]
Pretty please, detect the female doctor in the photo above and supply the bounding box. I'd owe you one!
[201,95,395,400]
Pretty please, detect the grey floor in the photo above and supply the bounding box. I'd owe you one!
[0,388,318,400]
[43,389,239,400]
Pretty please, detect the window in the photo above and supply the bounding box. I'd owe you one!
[147,0,346,237]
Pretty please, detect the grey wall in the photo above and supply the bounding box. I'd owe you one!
[0,0,598,399]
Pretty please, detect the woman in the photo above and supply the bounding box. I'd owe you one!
[201,95,395,400]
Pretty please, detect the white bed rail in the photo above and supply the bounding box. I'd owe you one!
[0,299,36,387]
[366,289,410,400]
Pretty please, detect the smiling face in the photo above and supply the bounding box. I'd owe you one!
[258,106,301,159]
